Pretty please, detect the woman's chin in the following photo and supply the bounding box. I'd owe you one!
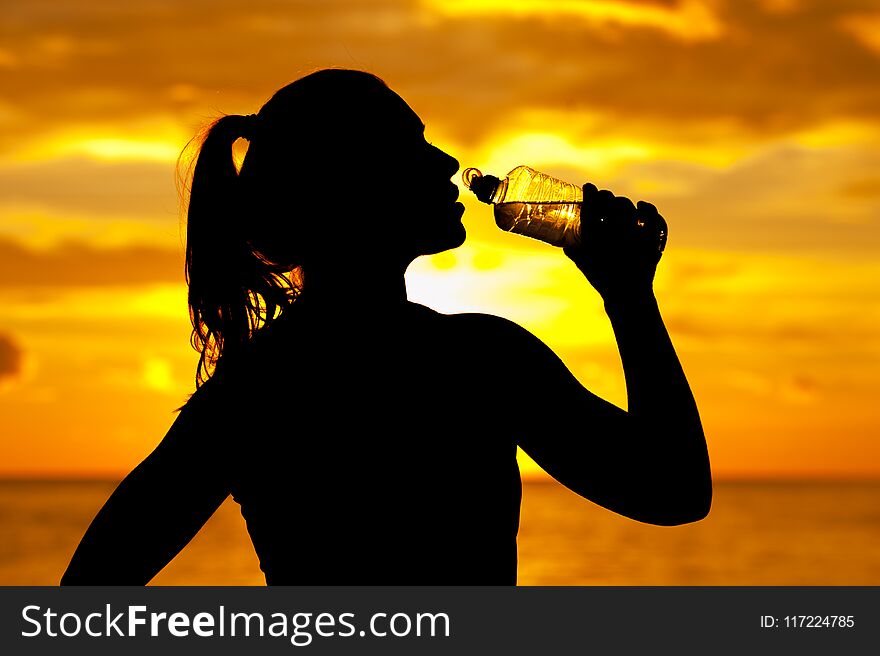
[416,223,466,257]
[442,220,467,250]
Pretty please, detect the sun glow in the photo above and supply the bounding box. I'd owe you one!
[424,0,724,41]
[1,0,879,480]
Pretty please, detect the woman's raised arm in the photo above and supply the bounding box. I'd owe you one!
[464,185,711,525]
[60,378,233,585]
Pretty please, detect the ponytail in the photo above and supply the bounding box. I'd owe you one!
[182,114,298,388]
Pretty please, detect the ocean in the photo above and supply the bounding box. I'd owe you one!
[1,480,878,585]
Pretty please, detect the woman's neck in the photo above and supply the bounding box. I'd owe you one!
[298,263,409,311]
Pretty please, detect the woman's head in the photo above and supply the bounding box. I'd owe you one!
[183,69,463,385]
[240,69,464,265]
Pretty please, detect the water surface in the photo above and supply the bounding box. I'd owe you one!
[1,480,877,585]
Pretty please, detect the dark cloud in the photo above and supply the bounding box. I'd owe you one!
[0,0,879,152]
[0,238,183,287]
[0,332,23,380]
[0,2,876,256]
[446,0,880,142]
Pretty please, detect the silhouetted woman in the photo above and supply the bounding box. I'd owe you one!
[61,69,711,585]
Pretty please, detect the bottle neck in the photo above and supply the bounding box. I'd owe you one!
[470,174,502,204]
[492,177,508,203]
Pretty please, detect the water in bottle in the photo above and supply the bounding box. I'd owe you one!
[462,166,583,247]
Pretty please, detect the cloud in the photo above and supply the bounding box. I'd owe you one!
[423,0,726,42]
[0,333,23,380]
[0,157,178,221]
[3,0,879,480]
[838,12,880,56]
[0,238,183,287]
[2,0,880,156]
[653,247,880,369]
[606,142,880,255]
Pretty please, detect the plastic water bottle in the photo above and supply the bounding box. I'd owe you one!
[462,166,583,247]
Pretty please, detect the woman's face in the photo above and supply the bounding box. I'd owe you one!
[247,78,465,269]
[341,86,466,262]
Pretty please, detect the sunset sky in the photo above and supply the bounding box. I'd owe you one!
[1,0,878,479]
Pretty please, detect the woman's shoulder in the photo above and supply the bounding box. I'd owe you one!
[444,308,533,338]
[416,304,543,353]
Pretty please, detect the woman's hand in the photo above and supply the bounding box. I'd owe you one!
[564,183,667,303]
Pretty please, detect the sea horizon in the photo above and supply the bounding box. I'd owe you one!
[1,479,878,586]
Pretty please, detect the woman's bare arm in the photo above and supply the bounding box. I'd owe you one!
[467,185,711,525]
[474,297,711,526]
[60,379,232,584]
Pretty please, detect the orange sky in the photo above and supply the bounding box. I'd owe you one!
[1,0,879,479]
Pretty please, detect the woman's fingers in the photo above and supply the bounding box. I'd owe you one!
[584,187,637,219]
[656,212,668,252]
[595,190,615,216]
[637,200,658,215]
[613,195,636,214]
[634,201,668,255]
[574,185,666,297]
[581,186,667,252]
[583,188,623,233]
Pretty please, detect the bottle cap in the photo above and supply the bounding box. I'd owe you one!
[462,168,501,204]
[462,167,482,188]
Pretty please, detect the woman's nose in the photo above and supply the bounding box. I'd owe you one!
[435,146,459,178]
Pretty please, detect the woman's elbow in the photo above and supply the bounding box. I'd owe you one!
[653,499,711,526]
[651,481,713,526]
[650,446,713,525]
[609,480,711,526]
